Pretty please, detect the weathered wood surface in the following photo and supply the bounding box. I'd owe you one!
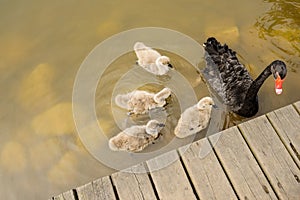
[179,138,237,200]
[52,101,300,200]
[239,115,300,200]
[92,176,116,200]
[52,190,75,200]
[76,176,116,200]
[111,163,156,200]
[147,150,197,200]
[267,105,300,167]
[210,127,278,200]
[294,101,300,113]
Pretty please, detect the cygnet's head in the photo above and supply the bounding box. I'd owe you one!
[108,138,119,151]
[156,56,173,69]
[153,87,172,105]
[197,97,215,110]
[145,120,165,137]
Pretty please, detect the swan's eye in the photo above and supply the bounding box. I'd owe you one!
[278,69,286,79]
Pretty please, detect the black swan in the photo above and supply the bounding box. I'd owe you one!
[202,37,287,117]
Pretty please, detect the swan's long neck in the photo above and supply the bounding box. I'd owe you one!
[245,64,272,102]
[237,64,272,117]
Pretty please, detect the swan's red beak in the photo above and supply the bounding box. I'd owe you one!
[275,75,284,95]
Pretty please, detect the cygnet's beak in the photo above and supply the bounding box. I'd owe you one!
[127,111,134,116]
[212,104,218,109]
[168,63,173,68]
[275,74,284,95]
[158,123,165,127]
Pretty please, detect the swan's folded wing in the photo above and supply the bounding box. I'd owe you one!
[202,53,227,102]
[203,38,253,108]
[137,49,161,65]
[175,106,201,138]
[134,42,161,66]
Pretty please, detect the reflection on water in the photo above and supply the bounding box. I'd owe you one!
[0,0,299,199]
[255,0,300,67]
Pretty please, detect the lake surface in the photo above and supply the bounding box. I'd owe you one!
[0,0,299,199]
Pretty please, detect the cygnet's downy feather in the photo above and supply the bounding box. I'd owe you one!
[134,42,173,75]
[115,88,171,115]
[174,97,214,138]
[108,120,165,152]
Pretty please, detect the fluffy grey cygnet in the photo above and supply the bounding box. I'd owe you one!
[115,87,171,115]
[175,97,214,138]
[134,42,173,75]
[108,120,165,152]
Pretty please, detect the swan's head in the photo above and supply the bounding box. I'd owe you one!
[155,56,173,69]
[270,60,287,95]
[197,97,215,111]
[145,120,165,137]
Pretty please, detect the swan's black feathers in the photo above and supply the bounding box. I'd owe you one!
[202,37,287,117]
[203,37,253,112]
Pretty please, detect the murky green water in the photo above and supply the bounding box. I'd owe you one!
[0,0,299,199]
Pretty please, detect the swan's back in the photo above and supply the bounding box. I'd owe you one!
[203,37,253,112]
[108,125,155,152]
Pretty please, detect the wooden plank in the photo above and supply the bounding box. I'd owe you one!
[53,190,76,200]
[77,182,94,200]
[111,163,156,200]
[267,105,300,167]
[147,150,197,200]
[209,127,277,200]
[294,101,300,113]
[179,138,237,200]
[239,115,300,200]
[77,176,116,200]
[53,194,65,200]
[92,176,116,200]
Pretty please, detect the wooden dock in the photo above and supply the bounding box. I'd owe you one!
[52,101,300,200]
